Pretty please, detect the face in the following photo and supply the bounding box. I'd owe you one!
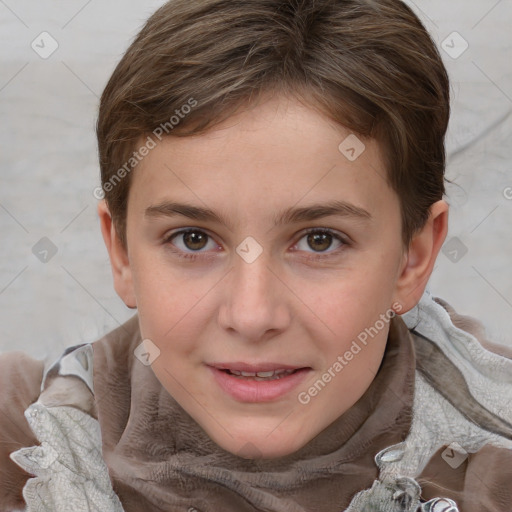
[103,94,444,459]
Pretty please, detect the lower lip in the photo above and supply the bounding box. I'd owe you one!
[208,366,311,403]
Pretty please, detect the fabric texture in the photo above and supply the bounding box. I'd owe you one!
[8,344,124,512]
[1,291,511,512]
[89,310,414,512]
[0,353,45,512]
[347,290,512,510]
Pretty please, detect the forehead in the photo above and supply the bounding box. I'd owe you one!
[128,95,399,228]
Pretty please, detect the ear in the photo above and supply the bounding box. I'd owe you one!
[393,200,449,314]
[97,200,137,309]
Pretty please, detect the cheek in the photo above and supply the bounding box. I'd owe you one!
[129,249,187,319]
[309,263,396,318]
[300,262,398,354]
[131,265,210,360]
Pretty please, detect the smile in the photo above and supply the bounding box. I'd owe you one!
[207,363,312,402]
[224,368,297,380]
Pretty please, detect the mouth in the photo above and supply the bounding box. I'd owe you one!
[207,362,312,402]
[219,368,301,381]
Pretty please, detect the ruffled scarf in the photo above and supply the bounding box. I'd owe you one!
[91,314,416,512]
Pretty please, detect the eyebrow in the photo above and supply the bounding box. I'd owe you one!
[144,200,372,229]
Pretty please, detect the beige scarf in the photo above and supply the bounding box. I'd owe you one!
[7,294,512,511]
[89,314,414,511]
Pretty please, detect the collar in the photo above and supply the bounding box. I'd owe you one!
[92,314,416,512]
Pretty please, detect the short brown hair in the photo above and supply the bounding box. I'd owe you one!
[96,0,450,248]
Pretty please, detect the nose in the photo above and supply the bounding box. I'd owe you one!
[218,250,291,343]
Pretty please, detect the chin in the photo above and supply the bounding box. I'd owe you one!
[212,428,308,460]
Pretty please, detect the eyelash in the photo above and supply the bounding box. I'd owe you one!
[163,228,349,262]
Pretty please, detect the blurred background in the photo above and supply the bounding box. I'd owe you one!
[0,0,511,363]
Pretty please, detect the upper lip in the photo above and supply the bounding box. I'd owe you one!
[208,362,309,372]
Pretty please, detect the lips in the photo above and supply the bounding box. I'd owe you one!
[207,362,312,402]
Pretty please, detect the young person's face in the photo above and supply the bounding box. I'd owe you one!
[100,94,448,458]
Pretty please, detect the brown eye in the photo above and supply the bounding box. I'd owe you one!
[306,232,333,252]
[166,229,216,254]
[294,228,347,257]
[182,230,208,251]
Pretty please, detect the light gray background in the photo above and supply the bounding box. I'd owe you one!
[0,0,511,364]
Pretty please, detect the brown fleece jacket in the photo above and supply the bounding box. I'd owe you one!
[1,303,511,512]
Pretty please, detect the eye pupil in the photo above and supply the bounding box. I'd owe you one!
[307,232,332,252]
[184,231,208,250]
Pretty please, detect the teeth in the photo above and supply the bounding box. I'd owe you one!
[255,371,275,378]
[226,368,297,380]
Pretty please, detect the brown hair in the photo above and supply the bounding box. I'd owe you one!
[96,0,450,249]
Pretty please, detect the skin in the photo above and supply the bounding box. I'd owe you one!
[98,94,448,459]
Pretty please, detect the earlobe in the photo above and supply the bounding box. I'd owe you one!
[97,201,137,309]
[393,200,449,313]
